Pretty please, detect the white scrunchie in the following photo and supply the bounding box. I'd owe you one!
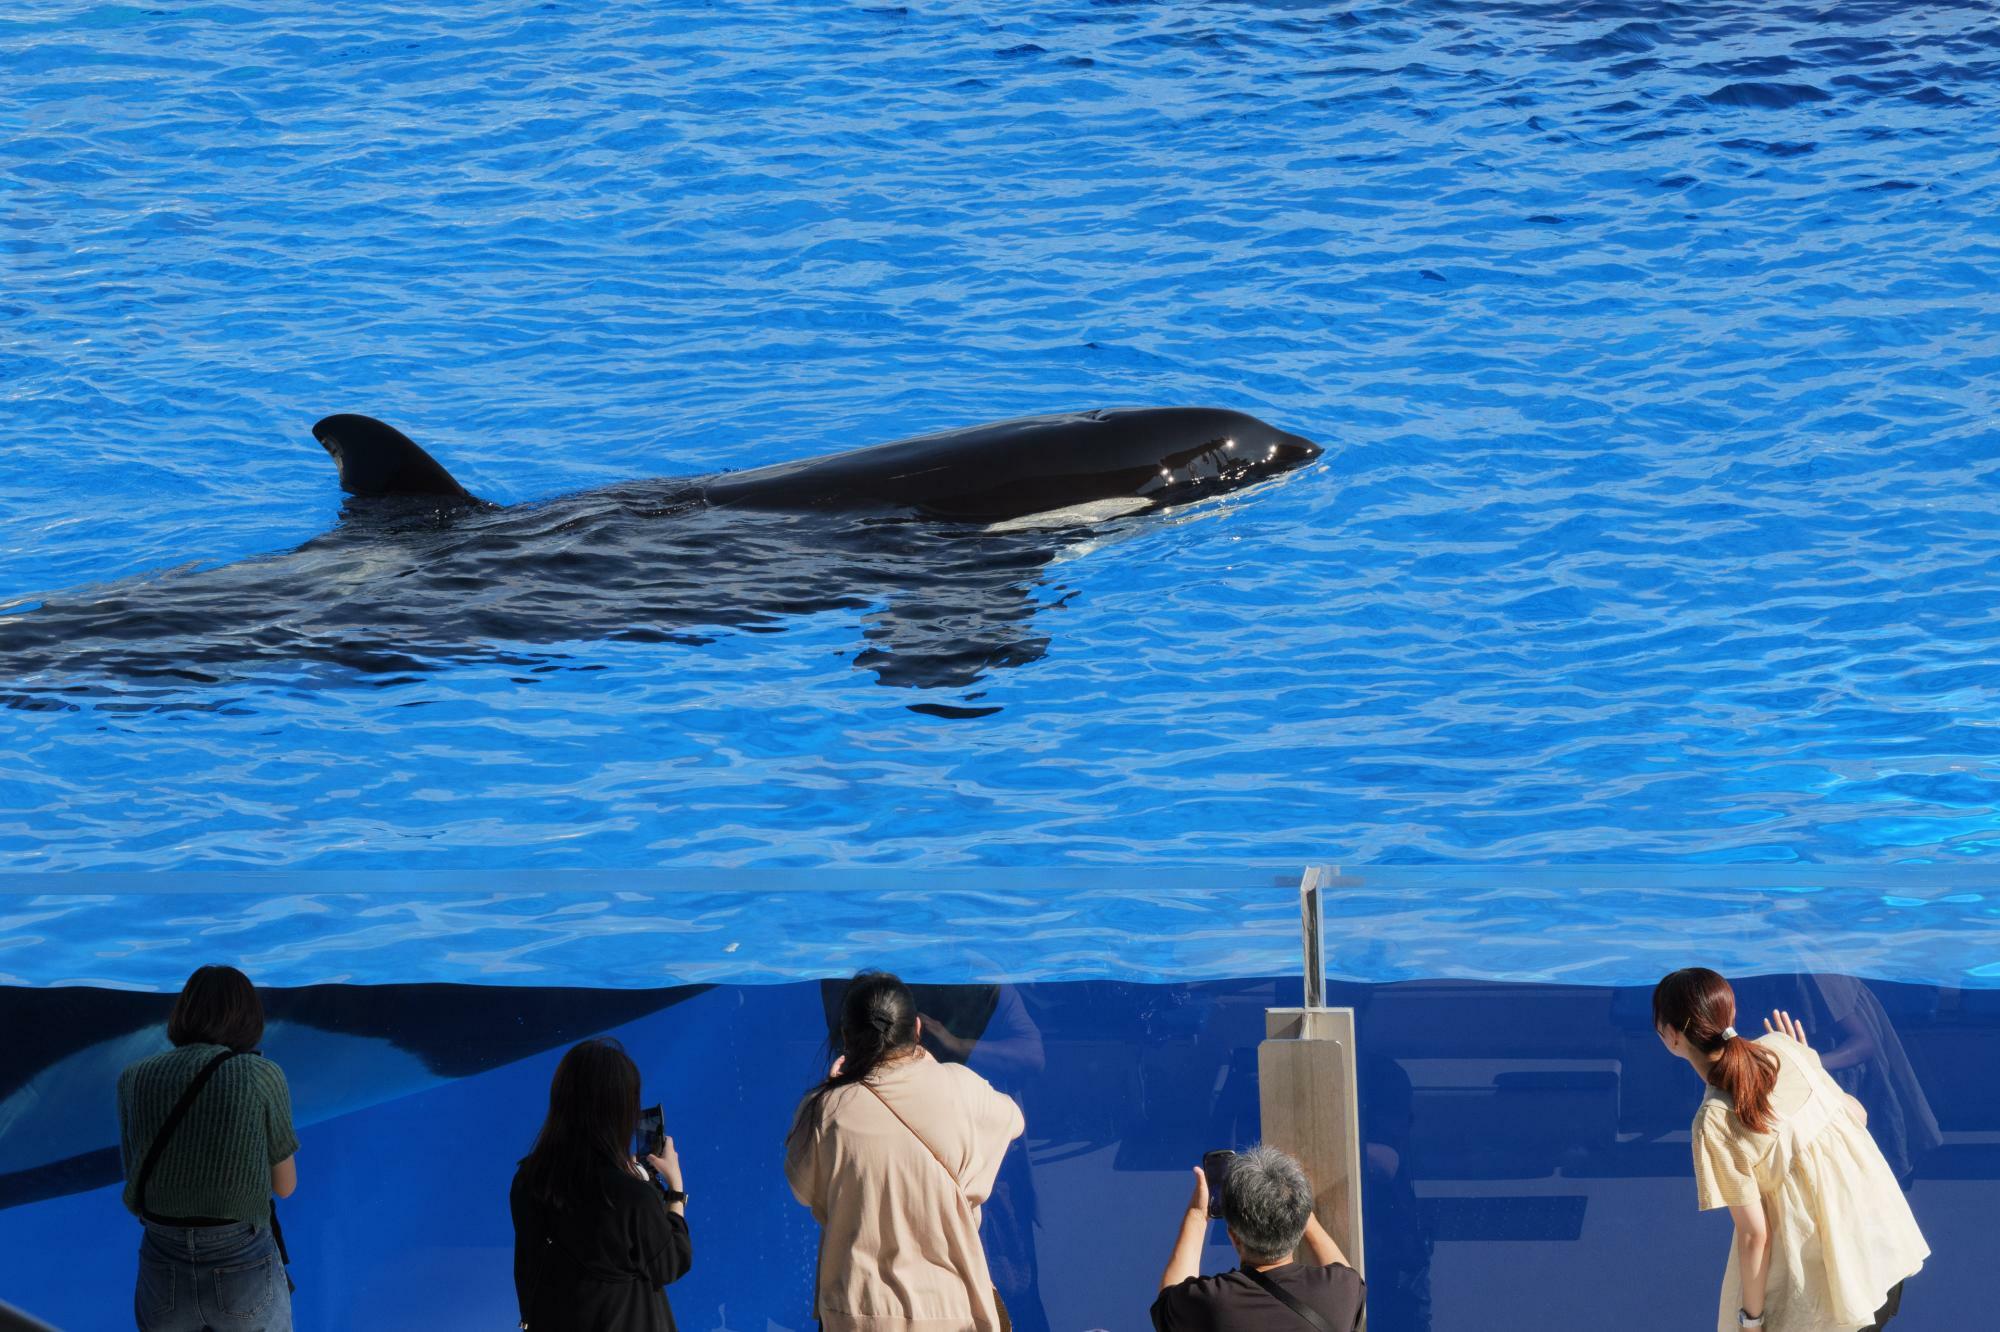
[1721,1026,1738,1041]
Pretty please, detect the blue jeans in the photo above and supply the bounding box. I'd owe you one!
[136,1221,292,1332]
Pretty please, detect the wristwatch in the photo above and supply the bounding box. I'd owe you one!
[660,1186,688,1205]
[1737,1310,1764,1328]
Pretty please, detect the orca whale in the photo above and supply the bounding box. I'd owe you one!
[0,407,1320,714]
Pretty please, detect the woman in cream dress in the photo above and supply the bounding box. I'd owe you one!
[1654,968,1928,1332]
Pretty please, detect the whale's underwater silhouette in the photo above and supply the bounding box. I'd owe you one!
[0,407,1321,716]
[0,981,702,1210]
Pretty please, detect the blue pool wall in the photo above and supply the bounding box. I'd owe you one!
[0,972,1990,1330]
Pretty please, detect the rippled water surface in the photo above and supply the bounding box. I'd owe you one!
[5,868,1998,989]
[4,1,1998,895]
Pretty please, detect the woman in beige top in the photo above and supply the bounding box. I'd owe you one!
[1654,968,1929,1332]
[786,970,1026,1332]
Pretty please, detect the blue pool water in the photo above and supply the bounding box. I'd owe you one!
[4,0,1999,880]
[4,868,1999,991]
[6,8,1999,1327]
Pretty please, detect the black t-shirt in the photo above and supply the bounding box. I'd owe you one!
[1150,1262,1365,1332]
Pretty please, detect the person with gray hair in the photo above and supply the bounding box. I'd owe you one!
[1152,1144,1364,1332]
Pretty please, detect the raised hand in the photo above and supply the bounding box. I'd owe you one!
[647,1134,683,1193]
[1763,1008,1809,1047]
[1185,1164,1210,1217]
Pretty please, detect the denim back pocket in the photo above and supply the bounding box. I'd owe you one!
[213,1254,276,1319]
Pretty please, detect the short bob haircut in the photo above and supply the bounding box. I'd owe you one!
[1222,1144,1316,1264]
[167,965,265,1052]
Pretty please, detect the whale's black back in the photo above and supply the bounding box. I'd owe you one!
[706,406,1317,522]
[0,406,1320,715]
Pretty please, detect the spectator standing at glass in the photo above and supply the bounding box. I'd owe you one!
[1654,968,1928,1332]
[785,970,1024,1331]
[117,964,298,1332]
[1153,1144,1364,1332]
[511,1038,691,1332]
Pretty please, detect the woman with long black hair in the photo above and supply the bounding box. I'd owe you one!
[511,1038,692,1332]
[1654,968,1927,1332]
[785,970,1024,1332]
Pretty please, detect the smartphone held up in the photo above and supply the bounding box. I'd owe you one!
[1201,1149,1235,1219]
[638,1105,665,1161]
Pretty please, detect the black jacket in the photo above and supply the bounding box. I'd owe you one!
[511,1165,693,1332]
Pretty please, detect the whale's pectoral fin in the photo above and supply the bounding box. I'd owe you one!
[855,601,1050,695]
[851,532,1061,708]
[312,414,480,502]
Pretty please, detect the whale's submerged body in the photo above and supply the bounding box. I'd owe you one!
[0,407,1320,715]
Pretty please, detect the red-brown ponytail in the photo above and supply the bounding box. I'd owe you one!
[1652,967,1781,1133]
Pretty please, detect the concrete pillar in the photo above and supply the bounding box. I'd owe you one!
[1260,1005,1365,1278]
[1259,865,1365,1276]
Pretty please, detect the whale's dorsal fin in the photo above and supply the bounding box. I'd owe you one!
[312,414,476,501]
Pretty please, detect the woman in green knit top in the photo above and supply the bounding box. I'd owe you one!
[117,965,298,1332]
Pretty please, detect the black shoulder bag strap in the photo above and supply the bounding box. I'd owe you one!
[135,1050,294,1291]
[135,1049,241,1218]
[1244,1265,1342,1332]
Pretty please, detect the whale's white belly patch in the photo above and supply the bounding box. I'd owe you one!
[982,497,1151,534]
